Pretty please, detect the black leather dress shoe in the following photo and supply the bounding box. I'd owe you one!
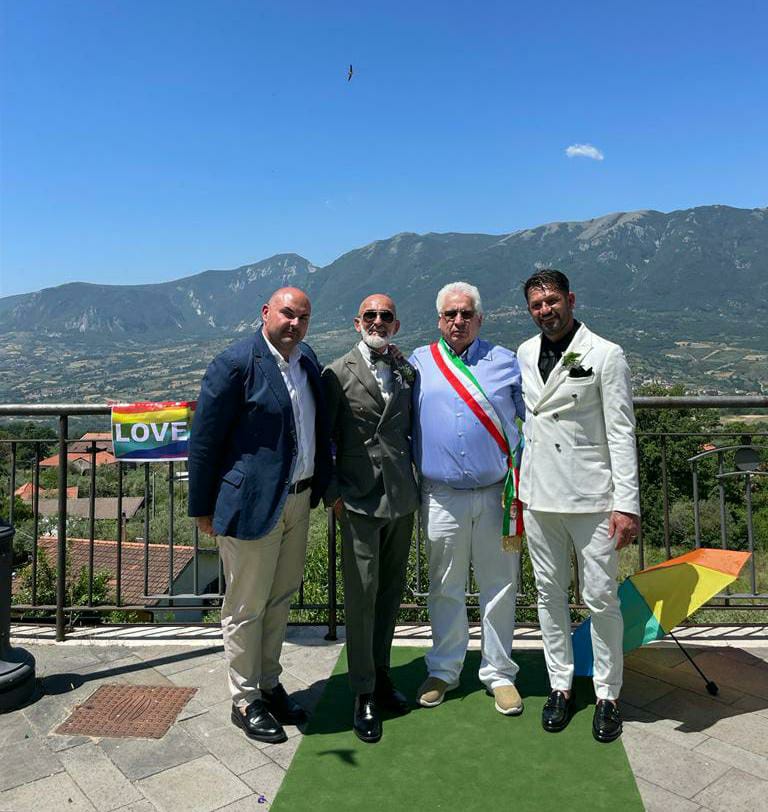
[261,683,308,725]
[354,693,382,743]
[592,699,622,743]
[231,700,287,744]
[374,668,409,714]
[541,690,573,733]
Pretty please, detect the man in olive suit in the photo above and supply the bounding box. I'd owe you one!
[322,294,419,743]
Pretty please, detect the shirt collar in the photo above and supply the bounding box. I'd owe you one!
[263,329,301,368]
[444,337,480,363]
[540,319,581,354]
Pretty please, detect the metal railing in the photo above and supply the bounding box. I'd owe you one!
[1,404,338,641]
[1,396,767,641]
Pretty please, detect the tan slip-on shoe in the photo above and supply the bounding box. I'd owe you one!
[493,684,524,716]
[417,676,459,708]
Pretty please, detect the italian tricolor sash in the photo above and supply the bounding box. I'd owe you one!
[430,338,524,550]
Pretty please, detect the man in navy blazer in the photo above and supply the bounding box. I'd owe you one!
[189,286,331,744]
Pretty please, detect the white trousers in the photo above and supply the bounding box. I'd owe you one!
[524,509,623,700]
[422,480,520,689]
[218,490,311,707]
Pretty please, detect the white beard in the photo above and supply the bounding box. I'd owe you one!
[361,333,389,351]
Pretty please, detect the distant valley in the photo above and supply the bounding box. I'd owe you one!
[1,204,766,402]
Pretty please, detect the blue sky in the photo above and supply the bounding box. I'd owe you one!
[1,0,766,297]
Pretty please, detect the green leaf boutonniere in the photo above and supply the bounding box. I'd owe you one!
[385,342,416,384]
[562,351,581,370]
[394,357,417,385]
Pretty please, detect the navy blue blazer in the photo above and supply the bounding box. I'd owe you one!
[187,329,332,540]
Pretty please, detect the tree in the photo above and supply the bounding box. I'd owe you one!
[12,545,112,617]
[635,384,720,546]
[0,422,56,467]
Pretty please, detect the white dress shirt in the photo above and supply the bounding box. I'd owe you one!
[264,333,316,483]
[357,340,394,403]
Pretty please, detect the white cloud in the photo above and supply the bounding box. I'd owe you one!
[565,143,604,161]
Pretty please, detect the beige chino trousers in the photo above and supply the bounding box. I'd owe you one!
[218,489,311,708]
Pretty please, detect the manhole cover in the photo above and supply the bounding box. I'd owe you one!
[56,684,197,739]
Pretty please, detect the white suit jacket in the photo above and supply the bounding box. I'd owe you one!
[517,323,640,515]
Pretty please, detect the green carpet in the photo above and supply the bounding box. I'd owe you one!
[272,647,643,812]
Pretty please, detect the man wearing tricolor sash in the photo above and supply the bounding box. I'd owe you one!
[518,269,640,743]
[409,282,526,715]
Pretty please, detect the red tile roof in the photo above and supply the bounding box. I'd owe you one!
[70,433,113,454]
[25,537,198,606]
[40,450,117,467]
[15,483,79,500]
[35,496,145,520]
[37,432,116,467]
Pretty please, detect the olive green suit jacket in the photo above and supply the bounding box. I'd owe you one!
[322,346,419,519]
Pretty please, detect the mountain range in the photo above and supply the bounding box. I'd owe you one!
[1,204,766,402]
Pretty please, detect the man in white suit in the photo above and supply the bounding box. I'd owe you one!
[517,269,639,743]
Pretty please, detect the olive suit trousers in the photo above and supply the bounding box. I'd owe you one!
[338,508,414,695]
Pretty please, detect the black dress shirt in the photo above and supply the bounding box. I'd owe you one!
[538,320,581,383]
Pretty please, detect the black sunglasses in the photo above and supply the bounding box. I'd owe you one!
[360,309,395,323]
[441,308,476,321]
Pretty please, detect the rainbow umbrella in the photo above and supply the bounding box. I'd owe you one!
[572,548,751,693]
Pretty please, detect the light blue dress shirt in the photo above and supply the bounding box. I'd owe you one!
[409,338,526,489]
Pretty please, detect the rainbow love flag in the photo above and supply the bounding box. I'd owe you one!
[111,401,196,462]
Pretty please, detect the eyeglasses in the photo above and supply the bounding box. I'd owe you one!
[441,309,476,321]
[359,309,395,323]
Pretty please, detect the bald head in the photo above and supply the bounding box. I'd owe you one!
[354,293,400,350]
[262,287,312,359]
[268,287,310,311]
[358,293,396,318]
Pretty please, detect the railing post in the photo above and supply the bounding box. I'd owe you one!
[9,442,16,527]
[325,507,338,641]
[692,461,701,548]
[144,463,151,598]
[56,415,68,642]
[717,450,728,550]
[31,443,40,606]
[168,461,174,609]
[192,522,199,596]
[116,461,123,606]
[745,473,757,595]
[88,442,96,605]
[660,435,671,559]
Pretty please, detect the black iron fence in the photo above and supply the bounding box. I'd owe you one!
[1,397,767,641]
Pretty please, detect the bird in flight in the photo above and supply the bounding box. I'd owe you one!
[347,64,353,81]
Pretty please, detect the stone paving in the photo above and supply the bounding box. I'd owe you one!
[2,624,768,811]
